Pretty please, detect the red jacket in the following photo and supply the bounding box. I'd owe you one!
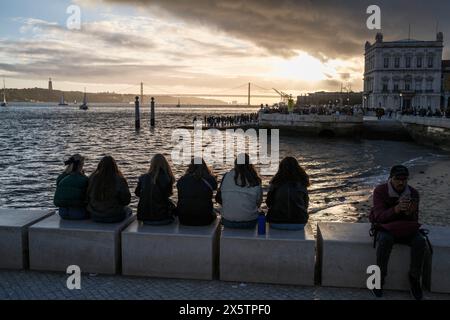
[369,182,420,237]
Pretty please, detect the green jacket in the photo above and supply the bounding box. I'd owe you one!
[54,172,89,208]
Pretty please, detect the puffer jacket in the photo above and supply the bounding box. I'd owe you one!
[266,181,309,224]
[54,172,89,208]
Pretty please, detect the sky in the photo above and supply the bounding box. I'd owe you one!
[1,0,449,103]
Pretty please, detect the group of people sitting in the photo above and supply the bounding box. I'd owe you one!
[54,154,309,230]
[54,154,428,300]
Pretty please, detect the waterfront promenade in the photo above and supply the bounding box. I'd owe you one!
[1,270,450,300]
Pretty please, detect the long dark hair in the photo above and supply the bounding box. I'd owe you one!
[234,153,261,187]
[270,156,310,187]
[88,155,124,201]
[186,157,213,180]
[148,154,175,185]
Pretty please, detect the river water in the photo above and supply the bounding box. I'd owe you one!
[0,103,448,224]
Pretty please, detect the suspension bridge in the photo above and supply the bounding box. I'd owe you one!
[118,82,288,106]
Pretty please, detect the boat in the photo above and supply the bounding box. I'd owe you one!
[58,93,68,106]
[79,88,88,110]
[1,78,7,107]
[176,99,181,108]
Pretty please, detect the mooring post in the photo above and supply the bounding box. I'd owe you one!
[135,96,140,130]
[150,97,155,127]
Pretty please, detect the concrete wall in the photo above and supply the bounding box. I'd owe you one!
[259,113,363,137]
[399,116,450,151]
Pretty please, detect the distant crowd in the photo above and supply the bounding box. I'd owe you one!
[401,106,450,118]
[196,114,259,128]
[261,103,364,117]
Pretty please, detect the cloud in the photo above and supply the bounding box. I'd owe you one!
[78,0,450,60]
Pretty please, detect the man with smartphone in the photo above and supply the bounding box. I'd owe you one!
[369,165,427,300]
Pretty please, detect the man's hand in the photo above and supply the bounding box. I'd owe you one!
[395,198,410,214]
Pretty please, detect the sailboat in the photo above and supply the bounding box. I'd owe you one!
[176,99,181,108]
[79,88,88,110]
[58,93,68,106]
[1,78,7,107]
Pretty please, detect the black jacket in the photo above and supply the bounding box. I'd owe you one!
[266,182,309,224]
[135,172,174,222]
[176,174,218,226]
[87,175,131,221]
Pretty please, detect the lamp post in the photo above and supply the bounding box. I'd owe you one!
[400,93,403,114]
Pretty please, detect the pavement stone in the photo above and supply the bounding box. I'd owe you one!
[1,270,450,300]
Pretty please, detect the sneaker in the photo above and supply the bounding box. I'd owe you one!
[372,287,383,298]
[409,275,423,301]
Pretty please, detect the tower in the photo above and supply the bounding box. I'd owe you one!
[48,78,53,91]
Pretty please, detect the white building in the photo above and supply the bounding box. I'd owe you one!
[363,32,444,111]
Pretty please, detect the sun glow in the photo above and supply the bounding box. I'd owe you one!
[270,52,337,82]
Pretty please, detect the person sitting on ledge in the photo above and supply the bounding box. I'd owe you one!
[87,155,132,223]
[54,154,89,220]
[216,153,262,229]
[266,157,310,231]
[369,165,426,300]
[135,154,176,225]
[176,157,218,226]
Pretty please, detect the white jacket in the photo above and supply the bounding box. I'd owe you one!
[219,170,263,222]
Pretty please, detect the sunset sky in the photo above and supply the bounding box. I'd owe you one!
[1,0,449,102]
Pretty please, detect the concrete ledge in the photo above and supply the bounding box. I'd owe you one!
[317,222,423,290]
[220,224,315,286]
[29,214,136,274]
[425,226,450,294]
[0,209,54,269]
[122,219,220,280]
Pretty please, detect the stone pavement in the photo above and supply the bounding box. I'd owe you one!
[1,270,449,300]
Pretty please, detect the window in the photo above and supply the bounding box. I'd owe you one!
[384,57,390,68]
[382,83,389,92]
[417,57,423,68]
[426,80,433,92]
[406,56,411,68]
[405,81,412,91]
[415,80,422,92]
[394,57,400,68]
[428,56,434,68]
[393,82,399,92]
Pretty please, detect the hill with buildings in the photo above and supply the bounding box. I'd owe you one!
[3,87,226,105]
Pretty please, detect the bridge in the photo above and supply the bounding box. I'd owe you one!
[120,82,287,105]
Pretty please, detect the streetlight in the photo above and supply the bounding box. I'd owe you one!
[400,93,403,114]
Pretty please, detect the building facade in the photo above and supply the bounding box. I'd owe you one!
[442,60,450,108]
[363,32,444,111]
[297,91,362,106]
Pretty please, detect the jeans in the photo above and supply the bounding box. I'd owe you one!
[270,223,305,231]
[376,230,427,283]
[58,207,89,220]
[221,218,257,229]
[143,217,175,226]
[92,207,132,223]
